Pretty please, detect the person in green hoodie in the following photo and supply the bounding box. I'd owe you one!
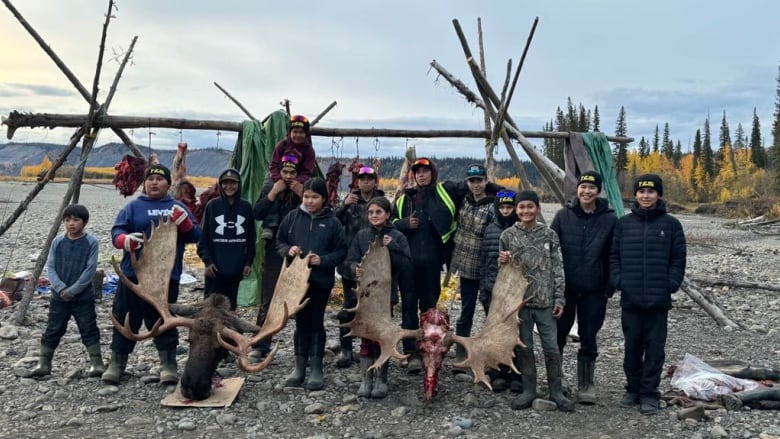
[499,190,574,412]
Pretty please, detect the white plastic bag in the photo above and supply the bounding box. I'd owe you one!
[670,353,760,401]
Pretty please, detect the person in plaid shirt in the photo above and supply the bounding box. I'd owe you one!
[449,164,498,373]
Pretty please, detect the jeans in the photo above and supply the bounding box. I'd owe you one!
[621,307,668,400]
[557,289,608,360]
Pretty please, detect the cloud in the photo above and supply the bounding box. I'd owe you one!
[0,82,75,98]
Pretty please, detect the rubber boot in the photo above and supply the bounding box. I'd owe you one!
[511,348,537,410]
[31,344,55,377]
[406,353,423,374]
[577,357,596,405]
[86,344,104,378]
[452,344,467,375]
[285,355,307,387]
[306,355,324,390]
[357,357,374,397]
[335,328,354,368]
[546,352,575,412]
[101,352,128,384]
[158,349,178,385]
[371,363,389,398]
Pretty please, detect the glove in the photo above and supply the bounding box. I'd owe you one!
[170,204,194,232]
[115,232,144,252]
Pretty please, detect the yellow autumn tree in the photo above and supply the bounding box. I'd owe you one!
[20,155,53,178]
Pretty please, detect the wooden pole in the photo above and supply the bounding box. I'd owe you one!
[214,81,258,121]
[476,18,496,181]
[1,0,143,158]
[310,101,338,127]
[1,111,634,143]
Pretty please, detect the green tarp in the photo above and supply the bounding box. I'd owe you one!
[230,111,289,306]
[580,132,624,218]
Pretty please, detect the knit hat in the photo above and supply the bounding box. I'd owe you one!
[578,170,603,193]
[634,173,663,197]
[219,168,241,183]
[290,114,310,134]
[280,154,300,170]
[145,164,171,185]
[496,189,516,206]
[465,163,486,180]
[515,190,540,207]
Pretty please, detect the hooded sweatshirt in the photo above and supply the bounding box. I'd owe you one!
[268,135,316,183]
[197,169,257,275]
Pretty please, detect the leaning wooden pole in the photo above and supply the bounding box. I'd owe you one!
[476,18,496,181]
[214,81,258,121]
[14,0,115,325]
[1,0,143,158]
[310,101,338,127]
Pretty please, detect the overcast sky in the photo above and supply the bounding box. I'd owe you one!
[1,0,778,160]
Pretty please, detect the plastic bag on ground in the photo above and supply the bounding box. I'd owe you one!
[671,353,761,401]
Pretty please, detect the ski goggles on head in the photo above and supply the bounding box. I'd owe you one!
[281,154,299,169]
[497,190,516,205]
[357,166,377,177]
[466,165,486,178]
[412,158,431,169]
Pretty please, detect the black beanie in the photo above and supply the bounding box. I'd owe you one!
[578,170,603,193]
[634,174,663,197]
[145,164,171,185]
[515,190,540,207]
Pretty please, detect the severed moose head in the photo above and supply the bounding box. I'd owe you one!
[110,217,312,400]
[342,240,529,400]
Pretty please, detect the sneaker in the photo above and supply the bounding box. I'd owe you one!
[639,398,659,415]
[620,392,639,408]
[491,377,508,392]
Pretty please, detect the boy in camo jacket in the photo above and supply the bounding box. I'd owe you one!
[498,190,573,412]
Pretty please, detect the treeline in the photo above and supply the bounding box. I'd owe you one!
[540,65,780,207]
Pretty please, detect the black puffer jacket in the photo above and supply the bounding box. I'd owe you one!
[551,197,616,294]
[609,199,686,310]
[276,206,347,291]
[479,199,517,293]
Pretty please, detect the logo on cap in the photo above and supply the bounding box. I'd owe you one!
[637,180,656,189]
[580,175,596,183]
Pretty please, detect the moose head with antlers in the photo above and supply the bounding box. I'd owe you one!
[342,240,529,400]
[110,217,312,400]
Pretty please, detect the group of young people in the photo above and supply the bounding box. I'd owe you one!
[30,113,686,416]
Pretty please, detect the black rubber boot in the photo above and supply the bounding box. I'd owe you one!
[371,363,389,398]
[101,352,128,384]
[577,357,596,405]
[158,349,179,385]
[306,355,324,390]
[31,344,54,377]
[511,348,537,410]
[452,344,467,375]
[357,357,374,397]
[86,344,104,378]
[285,355,307,387]
[546,352,575,412]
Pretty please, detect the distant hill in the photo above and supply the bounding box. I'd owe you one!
[0,142,540,184]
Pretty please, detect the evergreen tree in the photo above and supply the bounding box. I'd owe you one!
[751,107,766,168]
[577,103,590,131]
[614,106,628,174]
[566,97,577,129]
[652,124,660,153]
[673,140,683,166]
[661,122,673,158]
[734,123,746,150]
[638,136,649,158]
[718,110,734,173]
[691,129,703,200]
[593,105,601,132]
[702,117,715,177]
[773,65,780,191]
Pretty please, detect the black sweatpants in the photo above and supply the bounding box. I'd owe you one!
[109,277,180,354]
[621,307,668,400]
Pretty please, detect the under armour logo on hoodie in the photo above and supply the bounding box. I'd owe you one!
[215,214,246,235]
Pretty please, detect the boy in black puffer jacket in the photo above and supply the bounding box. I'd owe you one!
[610,174,686,416]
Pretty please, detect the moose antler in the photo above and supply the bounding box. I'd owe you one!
[450,259,528,390]
[110,217,195,340]
[342,240,420,370]
[218,254,312,373]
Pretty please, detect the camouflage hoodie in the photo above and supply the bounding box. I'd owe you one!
[498,222,565,309]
